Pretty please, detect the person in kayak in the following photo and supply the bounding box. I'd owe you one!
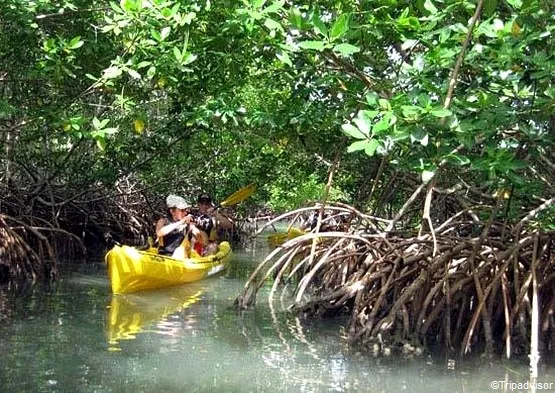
[194,193,233,255]
[156,195,205,259]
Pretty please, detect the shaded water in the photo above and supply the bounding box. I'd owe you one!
[1,240,554,393]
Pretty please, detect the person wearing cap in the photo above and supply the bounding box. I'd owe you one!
[195,193,233,255]
[156,195,203,258]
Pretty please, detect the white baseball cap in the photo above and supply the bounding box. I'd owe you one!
[166,195,191,210]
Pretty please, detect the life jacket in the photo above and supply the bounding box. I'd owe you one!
[195,214,217,242]
[158,217,186,255]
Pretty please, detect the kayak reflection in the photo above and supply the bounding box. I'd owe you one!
[106,283,205,349]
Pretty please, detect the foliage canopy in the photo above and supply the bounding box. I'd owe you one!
[1,0,554,230]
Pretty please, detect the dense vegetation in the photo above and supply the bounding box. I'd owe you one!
[1,0,554,356]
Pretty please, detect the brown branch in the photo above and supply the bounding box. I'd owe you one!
[443,0,485,109]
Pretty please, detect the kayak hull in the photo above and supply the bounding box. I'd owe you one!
[267,227,305,248]
[106,242,232,294]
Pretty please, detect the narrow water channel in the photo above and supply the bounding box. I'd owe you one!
[1,239,554,393]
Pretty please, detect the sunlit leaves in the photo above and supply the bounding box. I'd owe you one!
[333,43,360,56]
[264,18,283,32]
[276,50,292,66]
[506,0,523,9]
[91,117,118,150]
[289,7,302,29]
[396,8,420,30]
[330,14,350,41]
[4,0,555,228]
[353,110,377,137]
[342,124,366,139]
[410,128,429,146]
[430,108,452,118]
[311,11,328,38]
[298,40,327,51]
[423,0,438,15]
[343,109,394,157]
[443,153,470,166]
[126,68,141,79]
[67,36,84,50]
[160,26,171,40]
[103,66,123,79]
[347,139,380,156]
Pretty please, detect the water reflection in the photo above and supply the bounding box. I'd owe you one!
[0,250,554,393]
[106,283,205,349]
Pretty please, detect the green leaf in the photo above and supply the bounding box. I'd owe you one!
[136,61,152,69]
[121,0,135,12]
[372,113,396,135]
[342,124,366,139]
[483,0,499,16]
[330,14,349,41]
[263,1,284,14]
[173,47,182,61]
[298,40,327,51]
[101,25,114,33]
[417,94,431,107]
[378,99,391,111]
[364,139,380,156]
[410,129,429,146]
[397,8,420,30]
[264,18,283,31]
[423,0,438,15]
[96,138,106,151]
[92,117,101,129]
[347,140,368,152]
[289,7,303,29]
[359,110,379,120]
[151,30,161,41]
[276,50,292,67]
[102,66,122,79]
[109,2,121,13]
[99,118,110,129]
[332,43,360,56]
[67,36,84,49]
[160,26,171,40]
[127,69,141,79]
[182,53,198,65]
[444,153,470,166]
[353,110,377,137]
[312,12,328,37]
[402,105,423,118]
[365,93,378,107]
[183,12,196,24]
[102,127,118,135]
[430,108,452,117]
[506,0,522,9]
[253,0,266,8]
[347,139,379,156]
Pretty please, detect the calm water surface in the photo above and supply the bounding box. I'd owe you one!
[1,239,554,393]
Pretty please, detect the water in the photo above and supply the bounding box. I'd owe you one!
[1,240,554,393]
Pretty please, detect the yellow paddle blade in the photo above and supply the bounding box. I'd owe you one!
[220,183,256,207]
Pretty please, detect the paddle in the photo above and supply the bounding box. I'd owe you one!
[219,183,256,208]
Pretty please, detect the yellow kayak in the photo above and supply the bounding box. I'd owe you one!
[105,241,232,294]
[267,227,306,248]
[106,284,204,348]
